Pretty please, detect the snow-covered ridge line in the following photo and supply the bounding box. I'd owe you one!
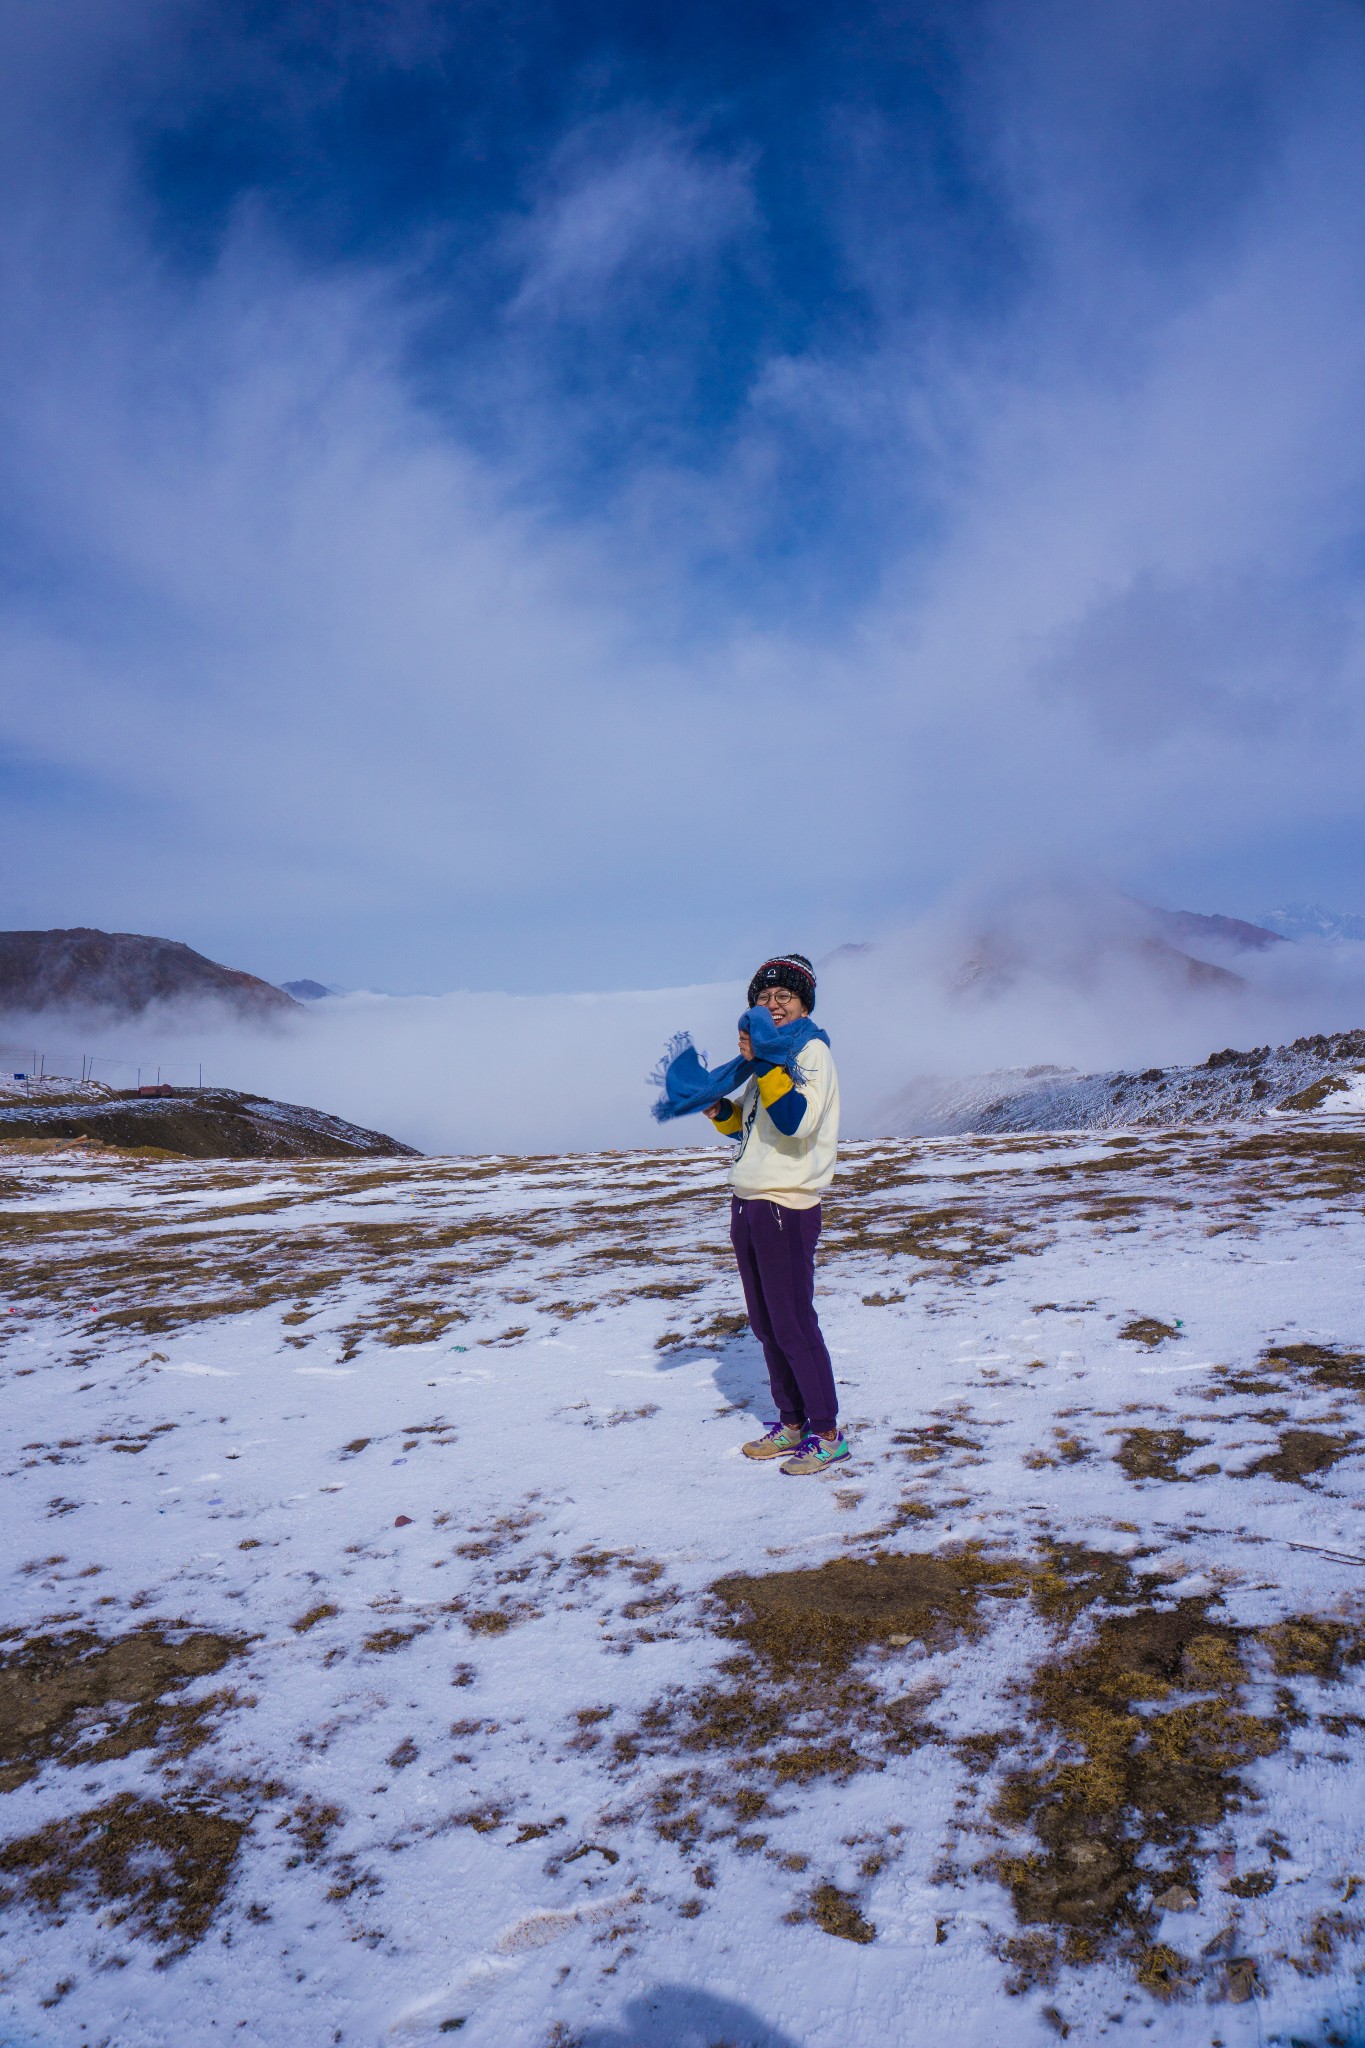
[885,1026,1365,1136]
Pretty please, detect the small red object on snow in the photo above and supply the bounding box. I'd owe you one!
[394,1514,413,1527]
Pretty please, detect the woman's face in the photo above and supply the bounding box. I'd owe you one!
[755,984,807,1025]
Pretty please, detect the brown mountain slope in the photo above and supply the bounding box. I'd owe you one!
[0,929,300,1020]
[1143,906,1286,956]
[0,1088,414,1159]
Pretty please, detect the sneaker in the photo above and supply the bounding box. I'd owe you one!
[742,1421,806,1461]
[779,1431,851,1476]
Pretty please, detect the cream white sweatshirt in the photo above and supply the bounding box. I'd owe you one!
[722,1038,840,1209]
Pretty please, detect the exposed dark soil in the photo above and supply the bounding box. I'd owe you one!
[0,1625,247,1790]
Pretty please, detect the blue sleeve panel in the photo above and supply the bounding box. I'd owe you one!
[765,1087,808,1137]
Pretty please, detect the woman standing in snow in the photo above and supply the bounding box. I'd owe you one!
[651,952,845,1475]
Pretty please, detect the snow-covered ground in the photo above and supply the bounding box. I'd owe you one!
[0,1077,111,1103]
[3,1122,1365,2047]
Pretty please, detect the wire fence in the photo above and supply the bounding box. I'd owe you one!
[0,1044,208,1092]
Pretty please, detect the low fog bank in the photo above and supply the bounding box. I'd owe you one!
[821,902,1365,1133]
[2,984,741,1155]
[10,896,1365,1152]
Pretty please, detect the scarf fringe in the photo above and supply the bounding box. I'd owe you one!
[647,1030,698,1096]
[649,1010,829,1123]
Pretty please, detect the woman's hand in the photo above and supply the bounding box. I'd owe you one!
[737,1028,753,1060]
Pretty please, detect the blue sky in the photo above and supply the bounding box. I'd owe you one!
[2,0,1364,992]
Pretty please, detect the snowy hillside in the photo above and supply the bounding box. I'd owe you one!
[885,1027,1365,1137]
[3,1121,1365,2046]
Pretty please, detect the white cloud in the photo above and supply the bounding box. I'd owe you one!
[2,0,1365,998]
[508,123,756,316]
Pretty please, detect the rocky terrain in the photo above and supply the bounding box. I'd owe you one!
[885,1027,1365,1137]
[0,929,300,1021]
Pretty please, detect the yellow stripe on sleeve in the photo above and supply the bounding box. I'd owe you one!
[756,1067,794,1108]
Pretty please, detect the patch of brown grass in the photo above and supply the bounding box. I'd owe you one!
[361,1626,430,1654]
[1264,1342,1365,1396]
[992,1599,1282,1955]
[291,1604,338,1634]
[712,1546,1029,1675]
[1118,1318,1180,1348]
[807,1881,875,1943]
[1241,1429,1357,1485]
[1279,1076,1349,1112]
[1113,1428,1210,1483]
[0,1792,246,1950]
[1261,1615,1365,1681]
[0,1625,246,1791]
[892,1424,981,1463]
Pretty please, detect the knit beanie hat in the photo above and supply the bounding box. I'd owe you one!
[747,953,817,1012]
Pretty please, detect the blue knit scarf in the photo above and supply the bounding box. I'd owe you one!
[650,1007,831,1123]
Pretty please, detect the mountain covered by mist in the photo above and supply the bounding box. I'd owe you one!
[1144,906,1285,955]
[883,1027,1365,1137]
[0,929,299,1021]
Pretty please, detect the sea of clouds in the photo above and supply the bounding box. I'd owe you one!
[11,888,1365,1154]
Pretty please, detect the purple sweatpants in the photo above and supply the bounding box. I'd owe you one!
[729,1196,839,1436]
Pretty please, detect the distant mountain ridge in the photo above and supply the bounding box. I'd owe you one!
[0,929,300,1020]
[1144,906,1285,954]
[1256,904,1365,943]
